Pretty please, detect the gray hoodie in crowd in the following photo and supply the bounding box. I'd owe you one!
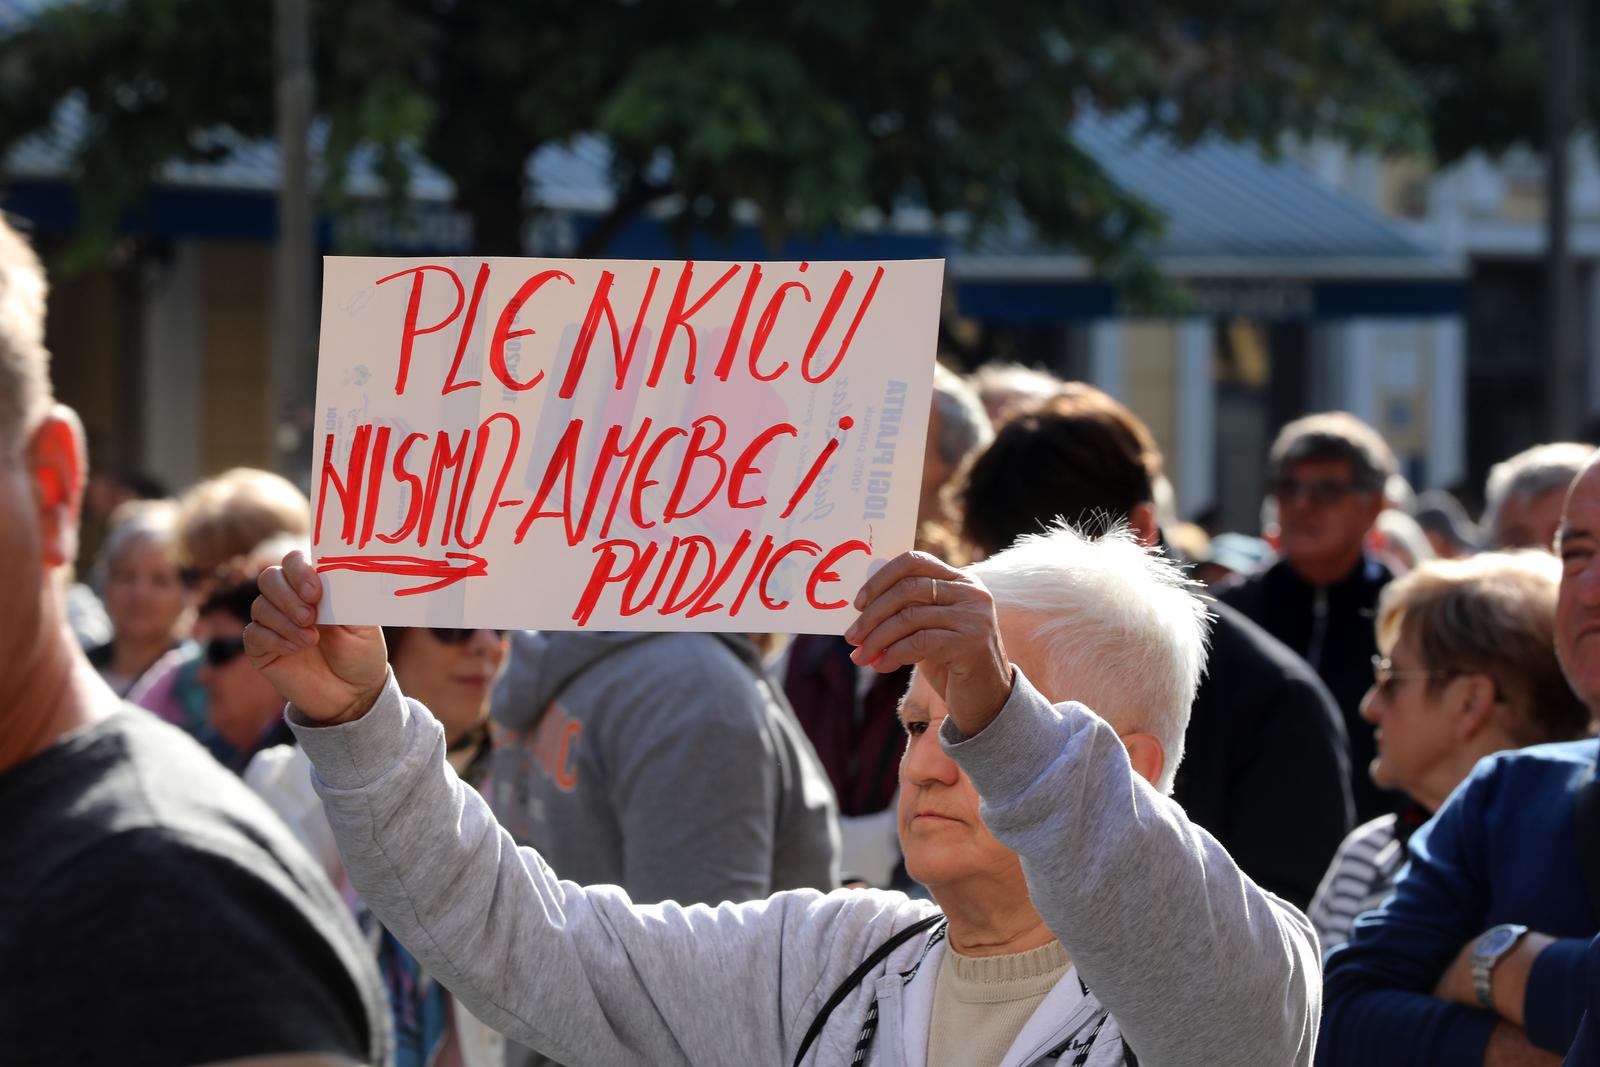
[290,669,1321,1067]
[488,631,840,905]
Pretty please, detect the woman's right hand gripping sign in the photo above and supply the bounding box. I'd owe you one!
[243,550,389,726]
[245,546,1015,737]
[844,549,1015,738]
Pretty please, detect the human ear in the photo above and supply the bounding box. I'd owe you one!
[28,406,86,569]
[1120,732,1166,790]
[1451,673,1498,742]
[1128,503,1160,547]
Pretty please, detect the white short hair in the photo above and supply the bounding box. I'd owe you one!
[92,499,180,592]
[968,523,1212,794]
[1485,442,1596,545]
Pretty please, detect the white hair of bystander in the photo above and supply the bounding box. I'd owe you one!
[969,522,1212,793]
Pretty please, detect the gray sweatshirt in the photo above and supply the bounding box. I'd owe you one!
[488,631,840,903]
[291,669,1320,1067]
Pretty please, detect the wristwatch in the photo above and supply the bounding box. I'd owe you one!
[1471,923,1529,1011]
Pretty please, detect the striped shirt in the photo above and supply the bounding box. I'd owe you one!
[1308,814,1406,956]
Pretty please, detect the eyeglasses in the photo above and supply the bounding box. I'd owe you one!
[1272,477,1363,507]
[1370,655,1452,694]
[204,636,248,668]
[425,628,507,645]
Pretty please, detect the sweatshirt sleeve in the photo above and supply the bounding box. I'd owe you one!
[289,674,908,1067]
[1525,936,1591,1051]
[941,670,1321,1067]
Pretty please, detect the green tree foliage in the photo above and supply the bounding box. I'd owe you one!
[2,0,1454,279]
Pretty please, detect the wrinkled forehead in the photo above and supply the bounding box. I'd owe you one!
[901,668,944,718]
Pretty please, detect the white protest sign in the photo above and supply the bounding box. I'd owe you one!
[310,256,943,632]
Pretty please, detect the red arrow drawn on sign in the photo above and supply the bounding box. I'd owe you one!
[315,552,490,596]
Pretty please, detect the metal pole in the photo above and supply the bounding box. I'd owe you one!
[1545,0,1584,439]
[272,0,314,479]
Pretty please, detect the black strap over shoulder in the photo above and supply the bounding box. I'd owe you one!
[791,913,944,1067]
[1574,764,1600,919]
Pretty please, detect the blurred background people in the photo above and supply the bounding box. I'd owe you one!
[921,362,994,529]
[1309,551,1591,953]
[1193,531,1275,588]
[85,498,191,698]
[1373,507,1436,575]
[1413,489,1481,560]
[175,466,312,586]
[953,384,1354,907]
[80,466,168,573]
[1484,442,1596,551]
[1219,411,1400,824]
[968,361,1061,426]
[130,467,310,741]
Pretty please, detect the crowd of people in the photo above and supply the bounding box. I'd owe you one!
[3,208,1600,1066]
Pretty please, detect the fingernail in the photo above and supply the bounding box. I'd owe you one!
[869,652,884,668]
[299,628,317,643]
[297,607,313,626]
[848,647,865,665]
[302,582,319,600]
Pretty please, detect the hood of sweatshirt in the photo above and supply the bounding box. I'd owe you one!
[490,631,769,731]
[490,631,662,731]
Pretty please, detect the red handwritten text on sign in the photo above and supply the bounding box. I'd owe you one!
[311,257,941,633]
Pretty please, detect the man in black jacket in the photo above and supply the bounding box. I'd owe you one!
[956,384,1353,907]
[1217,411,1397,824]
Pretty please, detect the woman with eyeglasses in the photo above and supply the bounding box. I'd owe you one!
[248,624,510,1067]
[1308,551,1592,953]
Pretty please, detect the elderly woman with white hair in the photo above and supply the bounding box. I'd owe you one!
[86,498,192,697]
[244,527,1319,1067]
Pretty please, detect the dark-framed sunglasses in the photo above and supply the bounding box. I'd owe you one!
[204,636,248,668]
[425,628,507,645]
[1271,477,1362,508]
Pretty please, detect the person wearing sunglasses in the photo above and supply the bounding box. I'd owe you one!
[1219,411,1400,824]
[1309,551,1590,954]
[196,565,301,773]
